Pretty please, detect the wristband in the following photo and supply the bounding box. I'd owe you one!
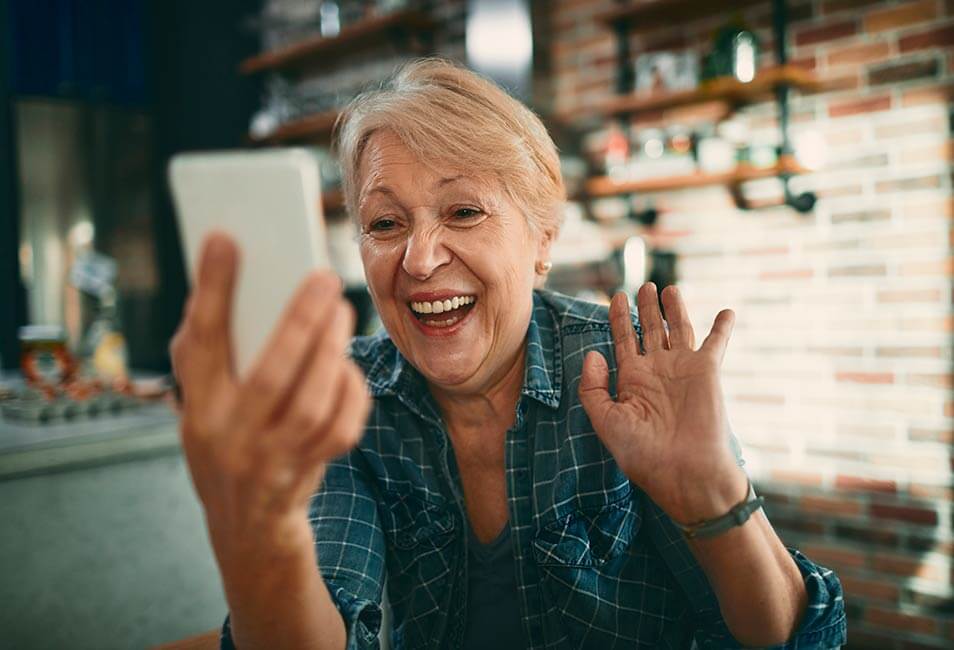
[678,478,764,540]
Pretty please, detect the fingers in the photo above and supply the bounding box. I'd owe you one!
[636,283,669,352]
[190,233,239,352]
[276,301,355,443]
[700,309,735,363]
[235,271,342,433]
[176,234,239,404]
[303,362,371,464]
[609,292,641,371]
[660,285,695,350]
[578,351,614,431]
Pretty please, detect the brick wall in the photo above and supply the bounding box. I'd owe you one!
[552,1,953,647]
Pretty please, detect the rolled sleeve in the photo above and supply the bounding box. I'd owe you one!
[775,548,847,649]
[328,584,383,649]
[218,587,383,650]
[218,447,387,650]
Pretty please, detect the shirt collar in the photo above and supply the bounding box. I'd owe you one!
[357,290,562,411]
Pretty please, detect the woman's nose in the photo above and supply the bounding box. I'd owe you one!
[402,224,452,280]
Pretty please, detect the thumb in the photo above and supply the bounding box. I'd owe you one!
[578,351,614,429]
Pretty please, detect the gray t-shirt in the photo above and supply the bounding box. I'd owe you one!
[461,521,528,649]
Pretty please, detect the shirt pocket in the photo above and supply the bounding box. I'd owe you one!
[379,489,457,627]
[532,484,640,568]
[532,488,685,648]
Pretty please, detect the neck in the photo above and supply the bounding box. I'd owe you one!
[429,344,526,436]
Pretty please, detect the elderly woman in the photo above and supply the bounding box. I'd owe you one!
[172,59,846,649]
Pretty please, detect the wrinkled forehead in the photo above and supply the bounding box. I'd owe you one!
[357,129,501,200]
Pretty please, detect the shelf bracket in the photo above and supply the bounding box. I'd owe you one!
[771,0,816,213]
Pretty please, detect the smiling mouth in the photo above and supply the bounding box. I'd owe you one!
[408,295,477,328]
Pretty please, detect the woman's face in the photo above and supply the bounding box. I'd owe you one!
[356,130,551,394]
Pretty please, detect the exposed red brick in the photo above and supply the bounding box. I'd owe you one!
[901,81,954,106]
[802,495,864,515]
[875,344,942,356]
[900,640,953,650]
[806,345,864,356]
[840,575,899,602]
[873,554,946,581]
[875,113,948,138]
[870,503,938,526]
[789,55,817,70]
[739,245,790,256]
[772,469,823,486]
[733,393,785,405]
[795,20,857,46]
[835,371,894,384]
[900,257,954,276]
[815,184,864,198]
[875,174,943,192]
[828,263,887,277]
[847,630,897,649]
[899,196,953,219]
[908,427,953,443]
[769,515,826,535]
[834,153,891,170]
[758,268,814,280]
[835,475,897,494]
[827,40,892,66]
[866,607,938,635]
[822,0,884,13]
[900,140,954,164]
[834,522,900,547]
[899,24,954,52]
[828,94,892,117]
[864,0,938,33]
[906,373,954,389]
[799,544,866,569]
[868,57,940,85]
[909,483,954,499]
[824,126,866,146]
[837,422,896,439]
[869,231,949,251]
[900,315,954,332]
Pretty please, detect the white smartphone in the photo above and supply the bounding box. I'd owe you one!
[169,149,331,377]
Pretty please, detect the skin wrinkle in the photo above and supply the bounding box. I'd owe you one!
[356,130,551,434]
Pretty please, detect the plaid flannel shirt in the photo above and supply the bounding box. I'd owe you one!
[221,289,846,649]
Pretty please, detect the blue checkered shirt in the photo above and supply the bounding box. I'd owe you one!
[221,289,846,649]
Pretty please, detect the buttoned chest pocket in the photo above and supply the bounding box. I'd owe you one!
[532,489,684,648]
[379,490,457,622]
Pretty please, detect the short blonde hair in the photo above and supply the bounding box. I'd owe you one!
[334,58,565,238]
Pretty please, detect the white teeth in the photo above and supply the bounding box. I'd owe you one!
[409,295,477,315]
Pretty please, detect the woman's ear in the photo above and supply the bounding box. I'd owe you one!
[533,226,557,288]
[535,226,556,264]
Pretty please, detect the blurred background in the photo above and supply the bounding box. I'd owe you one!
[0,0,951,648]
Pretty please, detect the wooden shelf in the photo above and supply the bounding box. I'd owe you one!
[601,65,830,118]
[248,109,340,145]
[239,9,433,75]
[585,156,807,197]
[597,0,764,29]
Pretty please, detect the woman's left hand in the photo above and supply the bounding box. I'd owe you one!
[578,282,748,526]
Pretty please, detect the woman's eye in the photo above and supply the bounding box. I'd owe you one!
[452,207,482,219]
[370,218,397,231]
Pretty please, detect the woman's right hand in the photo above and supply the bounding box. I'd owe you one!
[169,232,371,559]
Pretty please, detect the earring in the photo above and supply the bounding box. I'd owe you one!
[535,260,553,274]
